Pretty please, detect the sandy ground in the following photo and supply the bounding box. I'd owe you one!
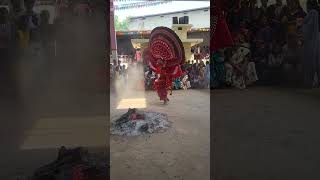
[213,87,320,180]
[0,76,107,179]
[110,89,210,180]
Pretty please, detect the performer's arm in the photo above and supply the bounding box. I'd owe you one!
[149,61,160,73]
[172,65,179,75]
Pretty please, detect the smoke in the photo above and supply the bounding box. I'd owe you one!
[12,7,107,117]
[114,62,146,109]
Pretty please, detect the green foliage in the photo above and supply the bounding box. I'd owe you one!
[114,15,130,31]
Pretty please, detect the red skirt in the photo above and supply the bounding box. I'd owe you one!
[153,78,170,101]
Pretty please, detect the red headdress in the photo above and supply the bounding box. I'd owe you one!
[211,0,234,52]
[144,27,185,103]
[145,26,185,76]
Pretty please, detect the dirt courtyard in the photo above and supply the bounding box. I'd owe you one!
[110,89,210,180]
[213,87,320,180]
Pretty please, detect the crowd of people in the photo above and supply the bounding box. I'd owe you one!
[0,0,101,96]
[144,60,210,90]
[212,0,320,89]
[110,58,211,92]
[0,0,53,94]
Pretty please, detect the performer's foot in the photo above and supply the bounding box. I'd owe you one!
[163,99,168,104]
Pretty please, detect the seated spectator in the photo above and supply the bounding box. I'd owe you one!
[199,64,206,88]
[225,43,258,89]
[181,74,191,90]
[268,43,284,68]
[172,78,181,90]
[212,49,225,88]
[192,75,200,89]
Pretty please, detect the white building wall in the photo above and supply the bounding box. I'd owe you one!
[0,5,9,11]
[128,8,210,31]
[33,5,56,24]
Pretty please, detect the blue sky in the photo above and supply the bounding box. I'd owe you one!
[114,1,210,21]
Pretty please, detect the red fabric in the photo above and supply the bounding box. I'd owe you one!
[152,65,184,101]
[72,165,84,180]
[143,48,151,64]
[149,27,185,68]
[147,27,186,102]
[153,76,170,101]
[211,1,234,52]
[130,113,145,120]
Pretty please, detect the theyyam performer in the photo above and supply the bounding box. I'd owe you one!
[143,27,185,104]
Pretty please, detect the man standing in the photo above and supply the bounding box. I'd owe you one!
[16,0,38,50]
[23,0,38,41]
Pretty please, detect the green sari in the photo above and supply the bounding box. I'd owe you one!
[212,51,225,88]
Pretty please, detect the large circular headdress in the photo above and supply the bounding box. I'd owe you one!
[148,26,185,68]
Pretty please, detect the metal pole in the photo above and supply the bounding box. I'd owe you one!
[110,0,118,65]
[54,40,56,56]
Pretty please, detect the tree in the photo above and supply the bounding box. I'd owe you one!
[114,15,130,31]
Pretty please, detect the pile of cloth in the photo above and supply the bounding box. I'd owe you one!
[111,108,171,136]
[31,146,109,180]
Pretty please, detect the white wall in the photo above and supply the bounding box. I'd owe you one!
[0,5,9,11]
[33,5,56,24]
[128,8,210,31]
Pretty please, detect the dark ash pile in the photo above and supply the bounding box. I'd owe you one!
[111,108,171,136]
[29,146,108,180]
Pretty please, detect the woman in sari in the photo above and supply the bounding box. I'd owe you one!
[212,49,225,88]
[284,0,306,66]
[302,0,320,88]
[199,64,206,88]
[181,74,191,90]
[172,77,181,90]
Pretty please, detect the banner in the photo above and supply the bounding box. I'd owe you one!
[114,1,172,10]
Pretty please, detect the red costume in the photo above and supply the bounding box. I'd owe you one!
[211,0,234,52]
[143,27,185,104]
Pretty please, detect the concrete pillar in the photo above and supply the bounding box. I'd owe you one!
[110,0,118,65]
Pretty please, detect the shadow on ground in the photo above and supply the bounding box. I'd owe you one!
[213,87,320,180]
